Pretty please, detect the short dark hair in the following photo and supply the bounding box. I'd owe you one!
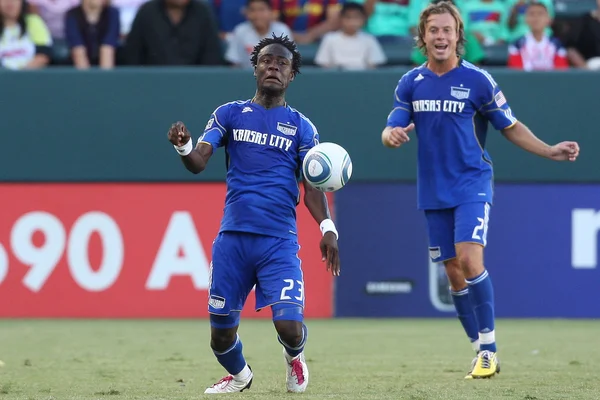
[247,0,271,7]
[340,2,366,17]
[250,33,302,77]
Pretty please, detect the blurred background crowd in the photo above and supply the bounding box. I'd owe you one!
[0,0,598,71]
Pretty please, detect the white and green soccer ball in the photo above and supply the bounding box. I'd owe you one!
[302,142,352,192]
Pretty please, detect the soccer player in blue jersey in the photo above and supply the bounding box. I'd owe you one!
[167,34,340,393]
[381,1,579,379]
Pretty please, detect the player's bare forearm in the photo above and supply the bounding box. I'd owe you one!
[181,143,213,174]
[502,121,552,159]
[302,179,331,224]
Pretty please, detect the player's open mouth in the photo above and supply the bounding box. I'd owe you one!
[434,44,448,50]
[265,76,281,83]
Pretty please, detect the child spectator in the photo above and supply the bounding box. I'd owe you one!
[507,1,569,70]
[65,0,120,68]
[315,2,386,70]
[225,0,291,68]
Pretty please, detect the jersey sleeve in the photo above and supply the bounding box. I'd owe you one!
[298,115,320,164]
[476,72,518,131]
[386,74,413,128]
[198,104,230,153]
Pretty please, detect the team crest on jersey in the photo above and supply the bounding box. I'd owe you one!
[277,122,297,136]
[450,86,470,100]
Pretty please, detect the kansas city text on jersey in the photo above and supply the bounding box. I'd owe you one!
[412,99,465,113]
[232,128,294,151]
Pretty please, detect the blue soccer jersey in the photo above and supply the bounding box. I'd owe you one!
[386,60,518,210]
[199,100,320,239]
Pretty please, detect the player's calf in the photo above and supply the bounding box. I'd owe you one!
[456,243,497,354]
[273,306,309,393]
[205,314,253,394]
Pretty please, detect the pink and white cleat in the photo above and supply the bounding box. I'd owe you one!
[283,348,309,393]
[204,366,253,394]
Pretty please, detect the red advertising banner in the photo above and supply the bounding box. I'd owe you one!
[0,184,333,318]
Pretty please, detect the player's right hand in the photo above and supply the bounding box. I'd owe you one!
[168,121,191,146]
[385,124,414,148]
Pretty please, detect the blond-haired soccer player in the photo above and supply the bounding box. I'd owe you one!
[381,1,579,379]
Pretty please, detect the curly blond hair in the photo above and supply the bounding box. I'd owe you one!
[416,1,466,57]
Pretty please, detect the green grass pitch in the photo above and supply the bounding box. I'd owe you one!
[1,319,599,400]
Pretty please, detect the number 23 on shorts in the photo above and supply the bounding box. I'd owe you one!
[280,279,304,302]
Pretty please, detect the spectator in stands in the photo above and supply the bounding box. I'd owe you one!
[225,0,291,68]
[28,0,78,40]
[207,0,246,40]
[315,2,386,69]
[351,0,421,41]
[124,0,223,65]
[565,0,600,70]
[65,0,119,69]
[0,0,52,69]
[110,0,148,39]
[506,0,554,42]
[461,0,509,46]
[507,1,568,71]
[271,0,341,44]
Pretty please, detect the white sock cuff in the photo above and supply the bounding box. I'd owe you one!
[466,270,489,286]
[480,330,495,345]
[234,364,251,380]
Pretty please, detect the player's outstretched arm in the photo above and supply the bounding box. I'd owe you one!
[381,124,414,148]
[502,121,580,162]
[168,121,214,174]
[302,179,340,277]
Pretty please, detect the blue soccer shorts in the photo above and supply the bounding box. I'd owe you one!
[207,232,305,316]
[424,202,491,263]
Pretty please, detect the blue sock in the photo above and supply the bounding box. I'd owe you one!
[467,270,496,352]
[278,324,308,358]
[451,287,480,352]
[213,334,247,375]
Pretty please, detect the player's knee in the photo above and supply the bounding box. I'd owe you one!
[274,320,304,348]
[209,313,240,352]
[456,244,484,277]
[444,259,466,290]
[210,327,237,353]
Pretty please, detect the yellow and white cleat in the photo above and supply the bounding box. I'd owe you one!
[464,355,478,380]
[467,350,500,379]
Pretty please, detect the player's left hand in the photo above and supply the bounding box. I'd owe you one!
[549,141,580,162]
[320,232,340,276]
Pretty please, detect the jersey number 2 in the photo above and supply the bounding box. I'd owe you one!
[280,279,304,302]
[471,218,485,240]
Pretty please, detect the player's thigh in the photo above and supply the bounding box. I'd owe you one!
[254,236,304,314]
[208,232,256,316]
[424,208,456,263]
[454,202,491,247]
